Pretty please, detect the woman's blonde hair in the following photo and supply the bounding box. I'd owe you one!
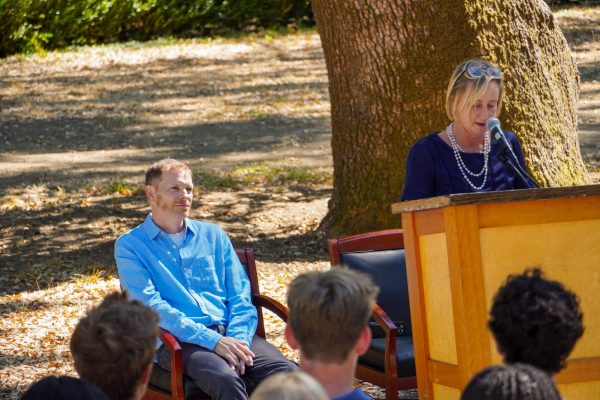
[250,372,329,400]
[445,58,504,121]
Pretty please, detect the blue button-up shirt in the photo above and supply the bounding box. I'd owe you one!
[115,214,257,350]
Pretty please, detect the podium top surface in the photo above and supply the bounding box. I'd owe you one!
[392,184,600,214]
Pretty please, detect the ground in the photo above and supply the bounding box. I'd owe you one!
[0,6,599,400]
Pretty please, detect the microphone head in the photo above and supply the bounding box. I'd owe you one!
[486,117,501,131]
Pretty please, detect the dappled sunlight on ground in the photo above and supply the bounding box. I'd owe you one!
[556,7,600,178]
[0,276,120,396]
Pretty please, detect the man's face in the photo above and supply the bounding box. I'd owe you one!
[148,168,193,218]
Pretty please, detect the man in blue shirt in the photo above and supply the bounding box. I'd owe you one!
[115,159,295,400]
[285,269,376,400]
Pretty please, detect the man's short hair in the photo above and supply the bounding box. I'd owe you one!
[488,268,584,374]
[145,158,191,186]
[70,291,159,400]
[461,363,561,400]
[287,268,378,363]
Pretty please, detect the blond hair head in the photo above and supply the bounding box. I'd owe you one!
[250,372,328,400]
[446,59,504,121]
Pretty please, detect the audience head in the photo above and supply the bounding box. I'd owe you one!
[145,158,191,186]
[286,268,378,363]
[461,363,561,400]
[70,291,160,400]
[446,58,504,121]
[250,371,329,400]
[21,376,107,400]
[488,268,584,374]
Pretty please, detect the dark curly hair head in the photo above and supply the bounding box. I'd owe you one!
[488,268,584,374]
[461,363,561,400]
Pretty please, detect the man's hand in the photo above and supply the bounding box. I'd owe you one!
[214,336,255,375]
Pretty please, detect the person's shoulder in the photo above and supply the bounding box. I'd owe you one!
[502,130,517,140]
[407,132,443,163]
[187,218,222,230]
[115,221,145,245]
[187,219,228,237]
[333,388,372,400]
[410,132,441,152]
[414,132,441,145]
[501,130,523,148]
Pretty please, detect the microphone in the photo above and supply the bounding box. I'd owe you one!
[486,117,517,166]
[485,117,539,189]
[486,117,511,156]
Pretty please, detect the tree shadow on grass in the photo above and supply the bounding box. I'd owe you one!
[0,114,331,198]
[0,194,144,296]
[578,60,600,81]
[0,298,52,318]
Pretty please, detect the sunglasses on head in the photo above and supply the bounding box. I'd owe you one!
[463,64,503,79]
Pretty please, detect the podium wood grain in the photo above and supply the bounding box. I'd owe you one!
[394,185,600,399]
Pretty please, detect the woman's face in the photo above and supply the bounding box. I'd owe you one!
[454,81,500,138]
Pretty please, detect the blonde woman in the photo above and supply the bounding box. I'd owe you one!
[250,372,329,400]
[402,59,533,200]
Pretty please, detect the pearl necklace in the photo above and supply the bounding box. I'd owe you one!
[446,123,490,191]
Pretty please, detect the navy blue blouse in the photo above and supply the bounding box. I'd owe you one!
[402,131,530,201]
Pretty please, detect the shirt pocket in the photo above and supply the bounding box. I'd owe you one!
[189,255,223,294]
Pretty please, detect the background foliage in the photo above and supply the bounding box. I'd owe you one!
[0,0,313,57]
[0,0,595,57]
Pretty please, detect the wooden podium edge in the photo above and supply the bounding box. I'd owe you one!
[392,184,600,214]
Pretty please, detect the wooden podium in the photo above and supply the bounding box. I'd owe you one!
[392,185,600,399]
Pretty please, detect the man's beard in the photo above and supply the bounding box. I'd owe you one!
[156,193,189,216]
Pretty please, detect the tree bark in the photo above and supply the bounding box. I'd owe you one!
[312,0,589,235]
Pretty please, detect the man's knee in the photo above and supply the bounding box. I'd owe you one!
[270,358,298,373]
[185,351,238,382]
[206,364,243,384]
[187,357,246,398]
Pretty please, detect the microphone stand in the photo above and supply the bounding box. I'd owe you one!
[499,150,538,189]
[495,132,539,189]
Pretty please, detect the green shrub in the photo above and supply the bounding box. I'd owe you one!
[0,0,313,57]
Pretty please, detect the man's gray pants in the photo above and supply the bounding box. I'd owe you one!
[157,335,297,400]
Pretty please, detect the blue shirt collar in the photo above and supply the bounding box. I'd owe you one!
[142,214,195,240]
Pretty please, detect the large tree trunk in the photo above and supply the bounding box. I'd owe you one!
[313,0,589,235]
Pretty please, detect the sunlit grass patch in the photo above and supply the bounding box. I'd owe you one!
[71,269,114,285]
[106,179,144,197]
[0,181,145,211]
[194,162,331,191]
[0,184,55,211]
[194,171,241,190]
[231,162,331,185]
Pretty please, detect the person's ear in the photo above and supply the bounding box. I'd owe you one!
[495,341,504,358]
[355,325,372,356]
[284,325,299,350]
[145,185,155,202]
[140,362,153,385]
[133,362,153,400]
